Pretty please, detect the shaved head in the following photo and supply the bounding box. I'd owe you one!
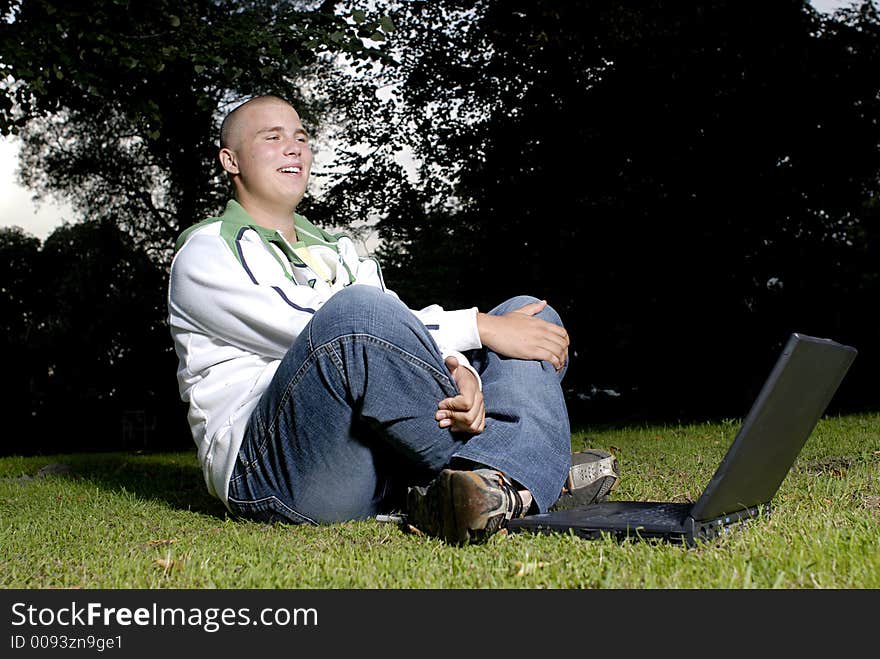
[220,95,294,150]
[216,93,313,224]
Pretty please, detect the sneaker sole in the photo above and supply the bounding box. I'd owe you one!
[570,451,619,493]
[549,451,620,512]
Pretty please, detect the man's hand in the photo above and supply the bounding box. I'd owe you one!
[436,356,485,434]
[477,299,569,371]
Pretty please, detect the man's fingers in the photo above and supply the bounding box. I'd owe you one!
[437,388,484,432]
[528,344,567,371]
[540,332,569,354]
[530,335,568,367]
[438,388,481,414]
[440,409,484,433]
[513,299,548,317]
[539,321,570,344]
[474,405,486,432]
[437,394,469,412]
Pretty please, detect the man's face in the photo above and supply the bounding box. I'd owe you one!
[220,100,313,212]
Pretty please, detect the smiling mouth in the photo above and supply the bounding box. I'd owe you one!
[278,166,302,175]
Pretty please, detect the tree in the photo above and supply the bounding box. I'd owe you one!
[0,0,394,261]
[0,220,184,454]
[0,226,46,440]
[0,0,400,451]
[3,0,877,442]
[324,0,880,420]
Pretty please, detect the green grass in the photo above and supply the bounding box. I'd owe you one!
[2,412,878,589]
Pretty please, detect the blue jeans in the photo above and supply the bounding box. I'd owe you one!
[227,286,572,524]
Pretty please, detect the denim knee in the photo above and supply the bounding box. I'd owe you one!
[491,295,564,328]
[308,286,420,346]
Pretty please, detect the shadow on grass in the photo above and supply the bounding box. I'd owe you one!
[14,452,229,519]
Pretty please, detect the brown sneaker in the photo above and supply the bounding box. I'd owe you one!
[406,468,526,544]
[549,449,620,512]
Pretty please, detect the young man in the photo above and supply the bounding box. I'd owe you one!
[167,95,618,544]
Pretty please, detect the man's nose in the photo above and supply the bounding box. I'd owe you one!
[284,136,301,156]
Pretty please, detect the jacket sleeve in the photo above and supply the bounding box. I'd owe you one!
[169,231,331,359]
[171,230,485,387]
[412,306,483,390]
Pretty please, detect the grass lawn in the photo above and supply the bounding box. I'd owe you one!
[2,412,878,589]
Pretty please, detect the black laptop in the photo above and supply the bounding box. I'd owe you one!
[508,333,858,546]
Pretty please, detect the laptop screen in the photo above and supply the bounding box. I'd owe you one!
[689,333,857,521]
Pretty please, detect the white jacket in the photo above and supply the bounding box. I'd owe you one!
[167,200,482,507]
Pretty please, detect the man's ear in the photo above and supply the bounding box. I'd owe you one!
[218,147,240,175]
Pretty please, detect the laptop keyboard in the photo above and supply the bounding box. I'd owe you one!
[628,502,691,523]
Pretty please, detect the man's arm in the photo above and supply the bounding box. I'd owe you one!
[476,299,569,372]
[435,356,485,434]
[433,299,568,435]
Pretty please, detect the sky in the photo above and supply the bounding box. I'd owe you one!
[0,0,860,241]
[0,135,75,240]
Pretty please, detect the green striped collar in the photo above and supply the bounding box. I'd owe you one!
[174,199,342,254]
[217,200,338,250]
[174,199,356,285]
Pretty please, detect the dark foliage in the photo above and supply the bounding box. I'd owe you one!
[1,1,877,454]
[1,222,184,454]
[341,0,880,424]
